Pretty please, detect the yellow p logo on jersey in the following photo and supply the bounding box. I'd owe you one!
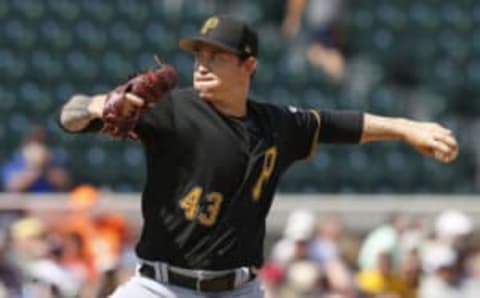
[201,17,219,35]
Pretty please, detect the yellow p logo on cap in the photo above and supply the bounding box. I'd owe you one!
[201,16,219,35]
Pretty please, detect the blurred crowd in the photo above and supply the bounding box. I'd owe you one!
[260,209,480,298]
[0,198,477,298]
[0,185,136,298]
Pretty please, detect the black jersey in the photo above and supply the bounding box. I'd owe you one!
[132,88,320,270]
[71,88,320,270]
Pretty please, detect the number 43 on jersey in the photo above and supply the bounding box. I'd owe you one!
[179,146,277,226]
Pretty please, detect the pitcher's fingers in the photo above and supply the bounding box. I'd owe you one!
[432,139,451,155]
[436,148,458,163]
[125,93,145,107]
[435,134,458,150]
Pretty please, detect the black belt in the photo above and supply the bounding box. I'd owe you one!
[138,263,256,292]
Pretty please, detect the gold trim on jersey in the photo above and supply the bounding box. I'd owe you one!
[306,110,321,159]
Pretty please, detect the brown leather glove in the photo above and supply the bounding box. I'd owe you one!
[102,63,177,139]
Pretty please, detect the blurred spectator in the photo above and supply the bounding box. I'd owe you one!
[308,215,344,265]
[270,211,358,297]
[60,232,92,288]
[308,216,356,297]
[259,262,285,298]
[278,261,323,298]
[282,0,347,81]
[53,185,100,284]
[1,127,70,193]
[267,210,316,298]
[356,250,411,298]
[418,244,461,298]
[420,210,473,280]
[92,212,130,297]
[0,232,22,297]
[271,209,316,267]
[115,225,139,284]
[92,213,131,298]
[400,218,429,258]
[9,216,76,297]
[23,235,82,298]
[93,212,129,273]
[0,285,6,298]
[398,249,421,298]
[462,249,480,298]
[434,210,473,249]
[323,260,356,298]
[358,214,410,272]
[9,216,50,270]
[51,185,132,297]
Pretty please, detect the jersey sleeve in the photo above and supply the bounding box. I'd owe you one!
[134,92,174,142]
[277,106,320,162]
[317,110,364,143]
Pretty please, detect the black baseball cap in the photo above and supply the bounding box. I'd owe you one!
[179,15,258,58]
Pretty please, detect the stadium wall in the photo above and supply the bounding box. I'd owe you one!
[0,194,478,234]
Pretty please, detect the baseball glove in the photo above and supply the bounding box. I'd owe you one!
[102,59,177,139]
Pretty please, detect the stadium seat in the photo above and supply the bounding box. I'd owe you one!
[440,3,471,32]
[79,0,114,25]
[115,0,149,26]
[4,19,36,50]
[75,20,108,51]
[257,26,285,64]
[181,0,212,23]
[348,8,375,53]
[466,58,480,88]
[173,53,194,85]
[12,0,45,21]
[269,86,296,106]
[0,1,8,19]
[101,51,135,82]
[143,22,176,55]
[252,64,275,96]
[0,49,26,81]
[367,87,404,115]
[46,0,80,23]
[109,21,142,54]
[230,1,263,24]
[41,19,73,51]
[123,146,145,169]
[0,87,16,113]
[18,81,54,115]
[30,50,64,81]
[156,0,184,25]
[301,88,335,110]
[375,2,407,32]
[7,112,32,144]
[408,1,440,32]
[65,51,98,81]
